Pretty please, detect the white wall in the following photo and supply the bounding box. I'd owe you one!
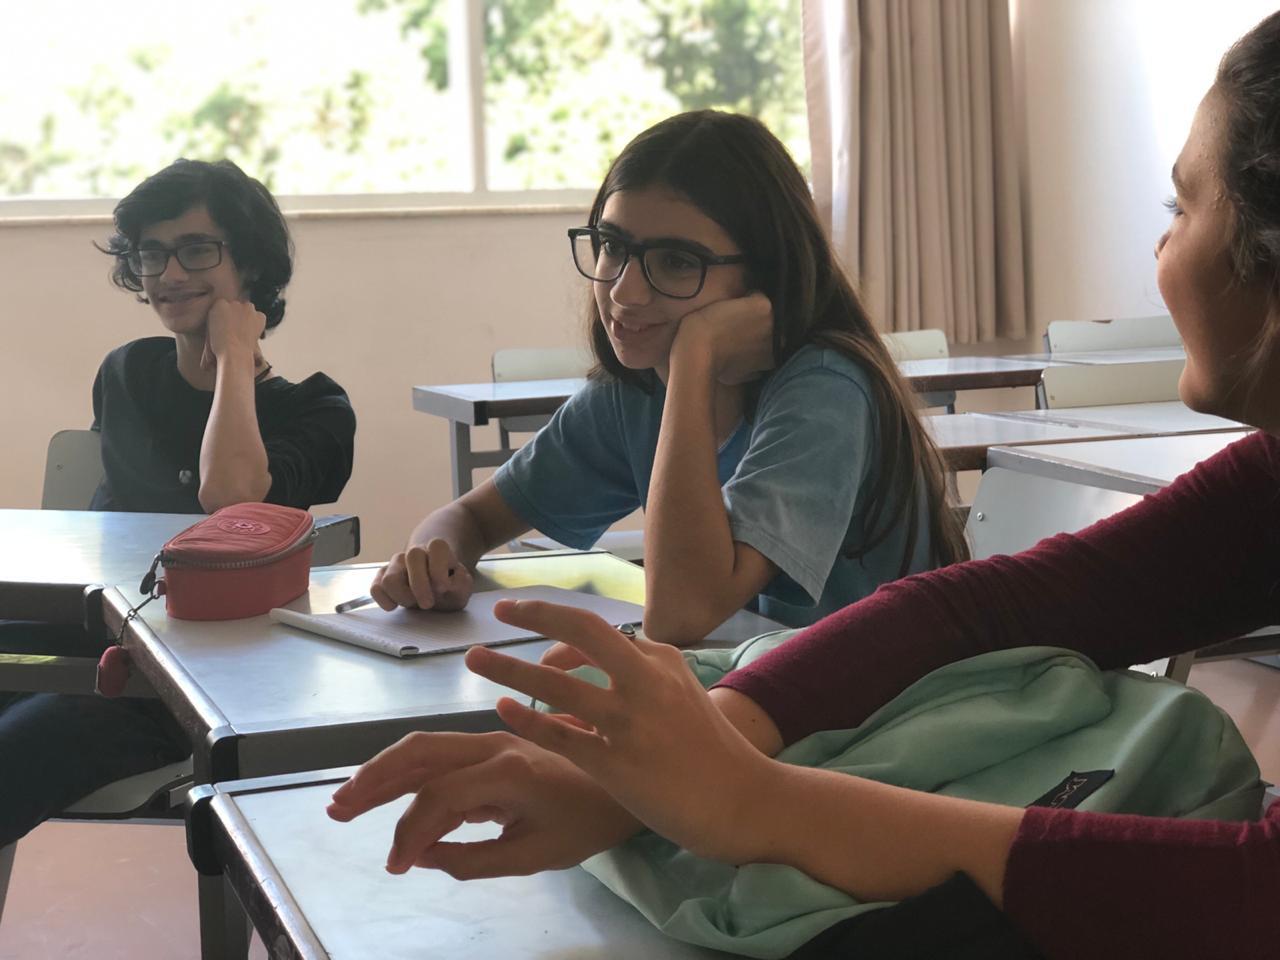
[1012,0,1278,328]
[0,208,589,562]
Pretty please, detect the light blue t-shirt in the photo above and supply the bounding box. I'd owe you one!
[492,345,935,626]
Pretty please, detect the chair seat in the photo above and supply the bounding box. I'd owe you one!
[62,758,193,817]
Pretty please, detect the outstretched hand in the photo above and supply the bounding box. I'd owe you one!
[467,599,780,866]
[326,730,641,878]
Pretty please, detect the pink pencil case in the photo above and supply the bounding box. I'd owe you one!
[142,503,316,620]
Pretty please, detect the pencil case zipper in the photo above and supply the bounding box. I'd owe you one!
[140,528,318,595]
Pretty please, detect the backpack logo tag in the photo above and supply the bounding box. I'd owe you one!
[1029,769,1115,810]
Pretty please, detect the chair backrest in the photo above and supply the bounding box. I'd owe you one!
[880,329,949,361]
[1038,358,1185,408]
[966,467,1141,560]
[492,346,595,438]
[492,346,594,383]
[42,430,104,510]
[1045,314,1181,353]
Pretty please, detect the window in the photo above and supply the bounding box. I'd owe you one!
[1,0,807,206]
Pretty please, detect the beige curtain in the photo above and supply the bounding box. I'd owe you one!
[803,0,1027,342]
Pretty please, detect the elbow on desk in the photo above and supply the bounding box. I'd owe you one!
[642,601,726,647]
[198,474,273,514]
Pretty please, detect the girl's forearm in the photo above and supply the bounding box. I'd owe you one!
[643,343,746,642]
[756,762,1022,905]
[710,686,1017,902]
[199,349,271,512]
[710,686,785,755]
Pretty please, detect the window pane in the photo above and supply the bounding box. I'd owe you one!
[0,0,469,198]
[0,0,807,201]
[481,0,808,191]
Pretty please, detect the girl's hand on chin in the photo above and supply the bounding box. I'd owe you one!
[674,292,775,385]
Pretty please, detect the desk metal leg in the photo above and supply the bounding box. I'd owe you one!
[199,873,251,960]
[450,420,474,498]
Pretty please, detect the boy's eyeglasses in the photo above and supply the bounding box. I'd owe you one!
[568,226,746,300]
[126,240,228,278]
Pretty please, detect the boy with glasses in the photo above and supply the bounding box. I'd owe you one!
[0,159,355,851]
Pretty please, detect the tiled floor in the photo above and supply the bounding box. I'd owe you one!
[0,657,1276,959]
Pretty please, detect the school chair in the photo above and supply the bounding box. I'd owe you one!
[1044,314,1181,353]
[1036,358,1185,409]
[492,345,594,454]
[41,429,104,509]
[493,347,645,563]
[880,329,956,412]
[965,467,1280,683]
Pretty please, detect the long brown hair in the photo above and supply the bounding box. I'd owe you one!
[583,110,968,573]
[1212,13,1280,409]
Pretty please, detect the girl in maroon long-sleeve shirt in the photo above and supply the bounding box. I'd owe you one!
[330,12,1280,959]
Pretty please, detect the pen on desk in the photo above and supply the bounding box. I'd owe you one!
[334,595,376,614]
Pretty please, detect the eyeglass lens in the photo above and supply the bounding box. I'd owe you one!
[128,241,223,277]
[571,232,704,299]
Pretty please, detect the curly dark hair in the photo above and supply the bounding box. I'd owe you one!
[99,159,293,329]
[581,110,968,573]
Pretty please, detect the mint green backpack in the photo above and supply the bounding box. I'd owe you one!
[568,632,1264,959]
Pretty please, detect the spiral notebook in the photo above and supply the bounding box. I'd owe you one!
[269,585,645,659]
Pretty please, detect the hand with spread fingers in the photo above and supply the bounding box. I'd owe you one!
[467,599,781,866]
[371,537,475,612]
[326,730,642,878]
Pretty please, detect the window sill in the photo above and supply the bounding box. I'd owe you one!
[0,190,594,228]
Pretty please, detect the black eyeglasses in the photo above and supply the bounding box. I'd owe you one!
[568,226,746,300]
[126,239,228,278]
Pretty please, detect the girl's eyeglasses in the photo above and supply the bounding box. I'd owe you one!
[568,226,745,300]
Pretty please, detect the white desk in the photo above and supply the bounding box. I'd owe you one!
[986,431,1253,495]
[1008,345,1187,366]
[413,358,1056,496]
[188,769,731,959]
[926,412,1130,471]
[107,550,776,959]
[986,431,1280,680]
[0,509,360,698]
[0,510,360,627]
[102,551,778,785]
[0,509,195,624]
[994,401,1243,438]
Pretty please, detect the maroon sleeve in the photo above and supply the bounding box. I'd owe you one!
[1003,802,1280,959]
[716,432,1280,745]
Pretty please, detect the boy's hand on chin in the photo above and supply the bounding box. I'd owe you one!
[202,299,267,371]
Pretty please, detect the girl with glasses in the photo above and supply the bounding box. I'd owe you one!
[374,111,966,644]
[334,13,1280,959]
[0,159,356,850]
